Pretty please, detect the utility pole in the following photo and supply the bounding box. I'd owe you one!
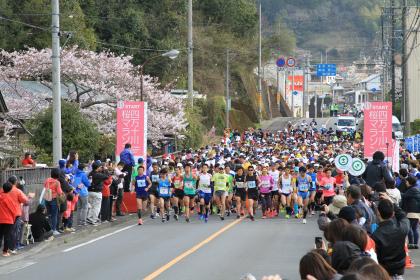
[291,66,295,117]
[258,0,262,121]
[52,0,62,164]
[187,0,194,108]
[390,0,396,110]
[303,55,310,118]
[277,65,280,112]
[402,0,411,135]
[225,49,230,129]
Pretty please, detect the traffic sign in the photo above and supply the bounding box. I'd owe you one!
[348,158,366,176]
[334,154,352,171]
[276,57,286,68]
[292,91,298,96]
[316,64,336,76]
[286,57,296,67]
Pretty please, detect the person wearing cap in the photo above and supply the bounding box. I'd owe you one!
[319,168,336,206]
[197,163,212,222]
[86,162,108,225]
[183,164,198,223]
[212,165,229,221]
[149,162,160,219]
[296,166,312,224]
[119,143,135,192]
[245,166,260,221]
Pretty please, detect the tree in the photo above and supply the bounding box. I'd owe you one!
[0,47,187,141]
[28,101,101,162]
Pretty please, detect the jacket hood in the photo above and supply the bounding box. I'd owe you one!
[332,241,362,274]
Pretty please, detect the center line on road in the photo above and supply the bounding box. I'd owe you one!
[62,224,136,253]
[143,218,243,280]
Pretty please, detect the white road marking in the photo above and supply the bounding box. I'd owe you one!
[62,224,136,253]
[4,261,37,274]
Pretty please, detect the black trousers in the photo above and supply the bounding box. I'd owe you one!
[122,165,132,192]
[115,189,124,215]
[100,196,111,221]
[0,224,13,253]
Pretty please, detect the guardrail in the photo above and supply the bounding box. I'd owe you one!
[0,167,54,185]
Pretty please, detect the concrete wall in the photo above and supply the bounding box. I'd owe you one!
[407,8,420,123]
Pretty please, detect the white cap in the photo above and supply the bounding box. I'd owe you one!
[177,163,183,167]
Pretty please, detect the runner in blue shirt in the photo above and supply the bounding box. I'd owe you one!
[307,164,317,216]
[157,169,172,223]
[296,166,312,224]
[134,165,151,225]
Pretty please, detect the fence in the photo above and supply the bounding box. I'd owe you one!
[0,167,54,185]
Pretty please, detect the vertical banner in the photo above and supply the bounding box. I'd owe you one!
[116,101,148,161]
[288,75,304,92]
[363,102,392,159]
[392,140,400,172]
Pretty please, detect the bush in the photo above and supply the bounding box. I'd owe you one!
[28,101,102,164]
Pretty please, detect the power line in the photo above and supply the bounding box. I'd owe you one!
[0,15,50,31]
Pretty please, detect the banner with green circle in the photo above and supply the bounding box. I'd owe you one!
[349,158,366,176]
[334,154,352,171]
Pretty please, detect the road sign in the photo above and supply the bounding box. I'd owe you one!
[286,57,296,67]
[348,158,366,176]
[276,57,286,68]
[316,64,336,76]
[292,91,298,96]
[334,154,352,171]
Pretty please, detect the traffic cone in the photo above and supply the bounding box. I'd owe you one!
[405,243,415,269]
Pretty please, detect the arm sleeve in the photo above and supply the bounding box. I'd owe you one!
[82,174,91,187]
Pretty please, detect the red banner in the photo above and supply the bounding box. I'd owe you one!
[116,101,147,160]
[288,75,304,92]
[363,102,392,159]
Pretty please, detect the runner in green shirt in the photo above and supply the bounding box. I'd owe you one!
[212,165,229,220]
[183,164,197,223]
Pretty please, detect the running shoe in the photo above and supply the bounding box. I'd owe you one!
[220,216,225,221]
[236,214,241,219]
[8,249,17,255]
[262,215,267,219]
[186,217,190,223]
[174,214,179,221]
[303,219,307,224]
[161,218,165,223]
[280,208,286,214]
[53,230,61,236]
[2,252,10,257]
[285,214,290,219]
[200,214,205,221]
[250,215,255,221]
[166,214,170,221]
[138,218,143,225]
[205,217,208,223]
[311,210,315,216]
[241,210,245,216]
[150,214,156,219]
[226,210,231,217]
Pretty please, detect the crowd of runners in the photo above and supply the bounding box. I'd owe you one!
[129,120,364,226]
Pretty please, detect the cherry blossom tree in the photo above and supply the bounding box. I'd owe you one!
[0,46,187,141]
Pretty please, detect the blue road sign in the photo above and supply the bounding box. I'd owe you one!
[276,57,286,67]
[316,64,336,77]
[292,91,298,96]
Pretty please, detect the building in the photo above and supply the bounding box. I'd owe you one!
[343,74,382,110]
[406,8,420,124]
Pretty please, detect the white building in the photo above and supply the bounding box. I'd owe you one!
[343,74,382,110]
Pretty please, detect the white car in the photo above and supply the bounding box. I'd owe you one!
[392,115,403,139]
[335,116,357,132]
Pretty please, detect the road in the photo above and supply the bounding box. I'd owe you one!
[2,214,319,280]
[262,117,337,132]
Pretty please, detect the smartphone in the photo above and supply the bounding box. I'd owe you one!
[315,237,323,249]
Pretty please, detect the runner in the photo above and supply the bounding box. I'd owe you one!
[259,165,274,219]
[296,166,312,224]
[307,164,317,215]
[225,165,235,217]
[149,162,160,219]
[157,169,172,223]
[245,166,259,221]
[269,163,280,216]
[134,165,151,225]
[234,167,246,219]
[212,165,229,221]
[183,164,197,223]
[280,166,294,219]
[171,165,184,221]
[197,164,212,222]
[320,168,336,205]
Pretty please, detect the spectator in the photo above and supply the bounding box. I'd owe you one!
[73,163,90,226]
[29,204,53,242]
[363,151,393,188]
[372,193,409,279]
[347,257,377,272]
[43,168,63,235]
[386,179,401,205]
[345,185,375,233]
[4,175,30,254]
[62,192,75,232]
[338,206,357,224]
[67,150,79,174]
[400,175,420,249]
[331,241,362,274]
[396,169,409,193]
[0,182,16,257]
[21,152,36,167]
[120,143,135,192]
[114,162,126,217]
[87,162,108,225]
[299,251,341,280]
[325,218,349,244]
[58,159,72,232]
[357,263,392,280]
[342,224,377,262]
[100,168,113,222]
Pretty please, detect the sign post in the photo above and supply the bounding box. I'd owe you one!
[116,101,148,161]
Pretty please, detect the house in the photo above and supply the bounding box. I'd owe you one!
[343,74,382,110]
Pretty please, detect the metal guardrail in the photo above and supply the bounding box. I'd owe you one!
[0,167,54,185]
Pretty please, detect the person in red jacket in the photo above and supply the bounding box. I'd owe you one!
[100,170,113,222]
[0,183,17,257]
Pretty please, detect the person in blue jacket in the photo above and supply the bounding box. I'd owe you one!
[120,143,135,192]
[73,164,90,226]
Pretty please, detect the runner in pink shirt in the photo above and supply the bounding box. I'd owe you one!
[320,168,336,205]
[259,166,274,218]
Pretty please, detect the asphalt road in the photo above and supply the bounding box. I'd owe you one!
[262,117,337,132]
[1,214,319,280]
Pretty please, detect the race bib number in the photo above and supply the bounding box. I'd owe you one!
[151,175,159,183]
[137,180,146,187]
[236,182,245,188]
[325,184,333,190]
[299,183,308,191]
[261,181,270,188]
[159,188,169,195]
[247,181,256,189]
[185,181,194,190]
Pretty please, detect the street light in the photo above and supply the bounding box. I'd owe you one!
[140,49,180,101]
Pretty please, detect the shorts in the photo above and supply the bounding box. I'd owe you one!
[281,192,292,197]
[298,191,309,200]
[173,189,184,199]
[184,194,196,199]
[198,191,212,204]
[235,188,247,201]
[324,195,335,205]
[247,189,259,200]
[148,188,159,198]
[136,193,148,200]
[160,196,171,202]
[271,190,279,197]
[215,190,227,198]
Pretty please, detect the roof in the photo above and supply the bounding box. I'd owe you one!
[358,73,381,84]
[0,81,72,100]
